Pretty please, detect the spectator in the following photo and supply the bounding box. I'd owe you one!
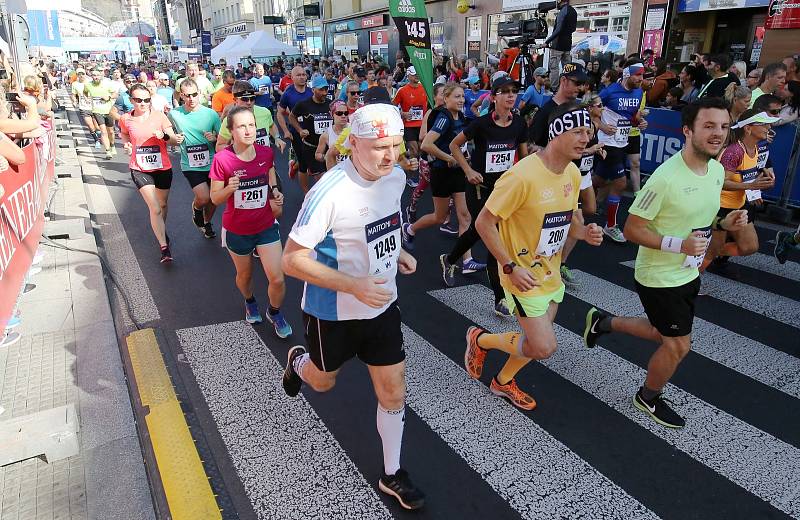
[587,60,601,91]
[663,86,685,110]
[698,54,739,98]
[776,80,800,126]
[750,62,787,107]
[22,75,53,120]
[783,55,799,83]
[730,61,747,86]
[146,80,170,113]
[0,88,41,141]
[599,68,618,91]
[746,68,762,90]
[519,67,552,110]
[538,0,578,87]
[679,64,701,103]
[725,83,752,124]
[498,41,522,81]
[646,59,676,106]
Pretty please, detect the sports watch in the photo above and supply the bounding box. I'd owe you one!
[502,262,517,275]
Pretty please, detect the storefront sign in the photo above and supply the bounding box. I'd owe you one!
[214,23,248,38]
[361,14,387,28]
[370,29,389,46]
[678,0,769,12]
[467,16,481,40]
[766,0,800,28]
[333,20,358,32]
[502,0,545,11]
[468,41,481,51]
[296,21,306,41]
[645,6,667,30]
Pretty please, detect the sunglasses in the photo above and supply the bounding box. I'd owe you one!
[767,109,781,115]
[496,88,519,95]
[182,92,200,97]
[592,103,603,108]
[131,97,151,103]
[348,90,362,95]
[237,95,256,102]
[334,110,349,116]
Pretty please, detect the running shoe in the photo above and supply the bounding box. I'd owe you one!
[203,223,216,239]
[159,246,173,264]
[439,254,456,287]
[633,388,685,429]
[283,345,306,397]
[405,205,417,225]
[603,225,626,243]
[378,469,425,510]
[288,159,298,180]
[494,299,513,318]
[401,223,415,251]
[266,310,292,338]
[192,205,204,228]
[94,140,101,149]
[109,146,117,156]
[462,258,486,274]
[464,326,488,379]
[583,307,609,348]
[490,377,537,410]
[406,177,419,188]
[439,222,459,235]
[105,150,113,160]
[245,300,263,324]
[560,264,579,287]
[774,230,794,265]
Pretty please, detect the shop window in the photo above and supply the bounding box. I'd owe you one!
[611,17,628,32]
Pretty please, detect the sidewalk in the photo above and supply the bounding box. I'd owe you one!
[0,100,156,519]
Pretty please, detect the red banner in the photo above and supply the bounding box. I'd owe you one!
[0,126,56,331]
[766,0,800,29]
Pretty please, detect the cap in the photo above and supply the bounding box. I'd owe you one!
[533,66,548,77]
[467,75,480,85]
[158,72,169,80]
[561,63,589,82]
[407,66,417,76]
[362,86,392,105]
[732,111,782,129]
[350,104,404,139]
[311,76,328,89]
[491,76,522,94]
[355,67,367,77]
[491,70,509,83]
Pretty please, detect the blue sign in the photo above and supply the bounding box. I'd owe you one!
[678,0,768,12]
[296,22,306,41]
[175,38,183,46]
[333,20,357,32]
[201,31,212,56]
[640,108,800,206]
[26,10,61,48]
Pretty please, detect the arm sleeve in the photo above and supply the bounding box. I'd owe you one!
[545,7,566,43]
[628,172,666,221]
[431,112,450,134]
[289,188,335,249]
[484,166,527,220]
[212,113,222,133]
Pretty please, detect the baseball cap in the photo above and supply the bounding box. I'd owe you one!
[492,76,522,94]
[362,86,392,104]
[158,72,169,80]
[350,104,404,139]
[311,76,328,89]
[491,70,509,83]
[467,75,480,85]
[355,67,367,77]
[407,66,417,76]
[732,111,781,129]
[561,63,589,82]
[534,66,548,77]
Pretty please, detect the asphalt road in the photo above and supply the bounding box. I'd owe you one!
[78,123,800,520]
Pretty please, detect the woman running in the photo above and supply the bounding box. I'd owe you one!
[209,106,292,338]
[317,100,349,169]
[119,83,180,263]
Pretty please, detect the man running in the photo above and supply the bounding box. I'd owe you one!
[85,68,118,159]
[175,62,214,106]
[289,76,333,192]
[249,63,273,113]
[464,102,603,409]
[775,224,800,264]
[170,78,222,239]
[393,66,428,187]
[281,103,424,510]
[583,97,748,428]
[70,68,99,147]
[276,66,312,180]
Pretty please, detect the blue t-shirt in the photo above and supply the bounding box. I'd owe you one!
[430,110,467,169]
[463,88,488,120]
[279,85,313,136]
[156,87,175,109]
[249,75,273,108]
[521,84,552,109]
[599,82,643,121]
[115,90,133,113]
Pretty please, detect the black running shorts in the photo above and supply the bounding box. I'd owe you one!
[404,127,420,144]
[183,170,211,189]
[623,134,641,155]
[302,141,327,175]
[430,166,465,198]
[635,277,701,338]
[302,303,405,372]
[130,169,173,190]
[718,204,756,224]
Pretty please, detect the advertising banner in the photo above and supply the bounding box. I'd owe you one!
[201,31,212,56]
[390,0,434,107]
[0,126,56,331]
[26,10,61,48]
[766,0,800,29]
[678,0,768,12]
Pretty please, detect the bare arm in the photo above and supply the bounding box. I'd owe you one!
[420,129,453,164]
[0,133,27,164]
[315,131,328,162]
[325,143,339,170]
[276,106,291,138]
[210,177,238,206]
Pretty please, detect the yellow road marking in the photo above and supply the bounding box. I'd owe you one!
[126,329,222,520]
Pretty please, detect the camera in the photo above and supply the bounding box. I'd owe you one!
[496,1,556,44]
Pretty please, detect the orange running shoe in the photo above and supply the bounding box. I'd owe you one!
[464,326,488,379]
[490,377,537,410]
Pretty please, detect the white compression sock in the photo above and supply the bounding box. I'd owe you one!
[376,404,405,476]
[292,353,311,383]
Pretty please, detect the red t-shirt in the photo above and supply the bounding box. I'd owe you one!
[209,145,276,235]
[279,75,293,92]
[119,111,173,172]
[393,82,428,128]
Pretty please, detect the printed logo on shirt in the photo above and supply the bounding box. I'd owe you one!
[563,183,573,199]
[540,188,555,203]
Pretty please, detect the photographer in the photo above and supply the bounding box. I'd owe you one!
[536,0,578,88]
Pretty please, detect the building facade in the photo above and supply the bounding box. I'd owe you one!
[210,0,256,44]
[58,9,110,38]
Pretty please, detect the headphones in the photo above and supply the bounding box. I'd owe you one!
[492,110,513,122]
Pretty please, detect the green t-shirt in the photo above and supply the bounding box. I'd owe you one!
[84,81,115,114]
[219,105,274,146]
[210,79,223,92]
[748,86,765,108]
[169,105,222,172]
[176,76,214,106]
[628,151,724,288]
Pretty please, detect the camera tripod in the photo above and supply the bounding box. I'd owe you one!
[507,43,537,88]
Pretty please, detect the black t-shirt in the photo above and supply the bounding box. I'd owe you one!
[429,109,467,169]
[464,113,527,188]
[292,98,332,146]
[529,99,560,148]
[699,73,739,99]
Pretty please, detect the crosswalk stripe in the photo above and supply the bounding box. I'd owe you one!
[175,322,392,520]
[729,253,800,282]
[570,270,800,400]
[431,285,800,517]
[400,324,659,520]
[620,261,800,329]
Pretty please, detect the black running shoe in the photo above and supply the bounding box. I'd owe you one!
[633,388,685,429]
[283,345,306,397]
[203,223,216,239]
[583,307,609,348]
[378,468,425,510]
[192,205,204,229]
[160,246,173,264]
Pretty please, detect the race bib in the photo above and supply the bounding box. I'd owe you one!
[92,96,104,105]
[135,145,163,171]
[336,153,348,163]
[78,96,92,110]
[536,210,573,257]
[486,149,514,173]
[365,212,401,276]
[579,154,594,173]
[682,226,712,268]
[409,106,423,121]
[757,142,769,169]
[187,144,210,168]
[314,115,333,135]
[741,167,761,202]
[234,176,269,210]
[258,84,269,94]
[255,127,268,147]
[614,119,631,144]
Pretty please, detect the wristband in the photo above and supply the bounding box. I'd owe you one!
[712,215,726,231]
[660,236,683,254]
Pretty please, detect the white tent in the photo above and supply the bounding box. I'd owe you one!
[225,31,301,62]
[210,35,245,63]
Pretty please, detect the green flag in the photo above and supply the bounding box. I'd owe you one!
[389,0,435,108]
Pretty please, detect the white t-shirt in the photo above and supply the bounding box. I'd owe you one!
[598,108,631,148]
[151,93,169,113]
[289,160,405,321]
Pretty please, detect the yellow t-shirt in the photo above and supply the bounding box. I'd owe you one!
[484,154,580,297]
[629,91,646,138]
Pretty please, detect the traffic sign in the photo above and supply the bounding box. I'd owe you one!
[296,22,306,41]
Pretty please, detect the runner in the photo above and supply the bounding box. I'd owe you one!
[393,66,428,188]
[317,100,349,169]
[289,76,333,193]
[209,106,292,338]
[276,66,312,181]
[343,80,364,115]
[594,62,648,243]
[216,81,286,153]
[281,103,425,510]
[85,68,118,159]
[439,75,528,318]
[70,68,99,148]
[170,78,222,239]
[249,63,273,112]
[175,62,214,106]
[702,109,779,271]
[405,83,445,224]
[464,102,603,409]
[119,83,180,263]
[583,97,748,428]
[774,224,800,264]
[211,70,236,116]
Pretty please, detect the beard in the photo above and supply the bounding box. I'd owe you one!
[690,134,724,161]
